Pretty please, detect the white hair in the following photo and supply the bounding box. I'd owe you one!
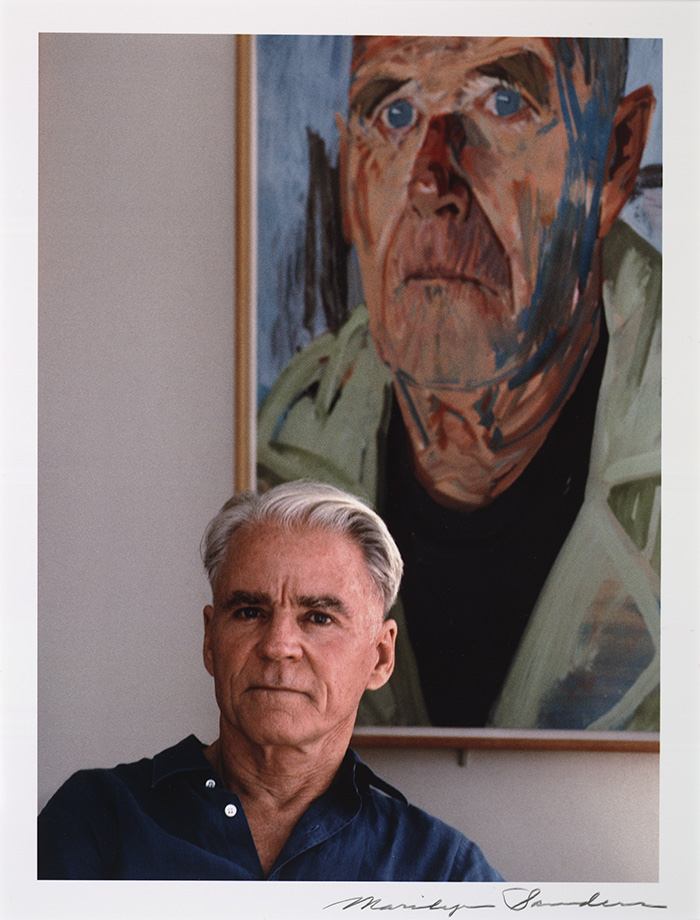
[201,480,403,616]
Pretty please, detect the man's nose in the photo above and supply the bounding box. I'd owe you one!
[256,613,303,661]
[408,114,471,221]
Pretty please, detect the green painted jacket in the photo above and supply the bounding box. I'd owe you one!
[258,222,661,731]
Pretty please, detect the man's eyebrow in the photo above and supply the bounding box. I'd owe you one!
[295,594,350,616]
[350,77,411,120]
[218,590,351,617]
[476,51,551,107]
[219,590,271,611]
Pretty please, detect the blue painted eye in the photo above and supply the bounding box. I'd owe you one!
[383,99,415,129]
[493,87,522,118]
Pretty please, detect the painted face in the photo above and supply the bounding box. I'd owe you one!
[341,36,611,395]
[203,521,395,750]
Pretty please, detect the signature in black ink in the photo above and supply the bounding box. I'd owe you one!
[324,895,495,916]
[501,888,667,911]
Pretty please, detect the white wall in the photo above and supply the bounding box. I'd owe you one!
[37,32,658,884]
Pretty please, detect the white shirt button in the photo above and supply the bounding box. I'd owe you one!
[224,803,237,818]
[205,778,216,789]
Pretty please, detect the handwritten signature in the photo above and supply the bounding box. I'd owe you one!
[324,889,668,915]
[324,896,494,916]
[501,888,667,910]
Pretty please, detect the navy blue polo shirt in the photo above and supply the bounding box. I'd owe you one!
[38,735,503,881]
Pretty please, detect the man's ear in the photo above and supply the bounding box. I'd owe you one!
[203,605,215,676]
[335,112,352,242]
[598,85,655,239]
[366,618,397,691]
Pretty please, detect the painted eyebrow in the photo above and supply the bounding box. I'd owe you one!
[476,51,551,107]
[350,76,411,120]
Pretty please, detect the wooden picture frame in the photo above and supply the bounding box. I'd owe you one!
[233,34,661,754]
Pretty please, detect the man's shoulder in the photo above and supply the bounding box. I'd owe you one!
[603,219,661,277]
[41,756,150,811]
[38,736,210,879]
[350,752,504,882]
[359,785,504,882]
[357,760,460,837]
[40,735,207,812]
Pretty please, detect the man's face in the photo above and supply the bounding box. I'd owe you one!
[340,36,611,390]
[203,521,396,750]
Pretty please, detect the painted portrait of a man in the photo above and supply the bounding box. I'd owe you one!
[255,36,661,733]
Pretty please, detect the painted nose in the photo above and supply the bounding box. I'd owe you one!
[256,614,303,661]
[408,115,471,221]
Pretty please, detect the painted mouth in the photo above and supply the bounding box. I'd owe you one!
[401,271,501,298]
[391,199,512,299]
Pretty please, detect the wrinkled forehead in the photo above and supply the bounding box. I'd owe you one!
[351,35,582,71]
[349,35,587,106]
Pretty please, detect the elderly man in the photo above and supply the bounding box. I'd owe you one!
[38,481,502,880]
[258,37,661,732]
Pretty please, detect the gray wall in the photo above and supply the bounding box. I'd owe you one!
[38,32,659,883]
[38,33,233,792]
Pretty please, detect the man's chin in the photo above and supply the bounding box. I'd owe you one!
[372,282,517,386]
[236,710,316,748]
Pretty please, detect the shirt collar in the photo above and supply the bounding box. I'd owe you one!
[345,748,407,803]
[151,734,212,787]
[150,734,407,805]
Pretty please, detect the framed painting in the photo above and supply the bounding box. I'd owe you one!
[234,34,662,752]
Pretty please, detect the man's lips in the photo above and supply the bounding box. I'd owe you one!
[405,268,469,280]
[400,270,501,298]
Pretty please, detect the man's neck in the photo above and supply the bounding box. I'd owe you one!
[203,725,349,874]
[206,730,344,801]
